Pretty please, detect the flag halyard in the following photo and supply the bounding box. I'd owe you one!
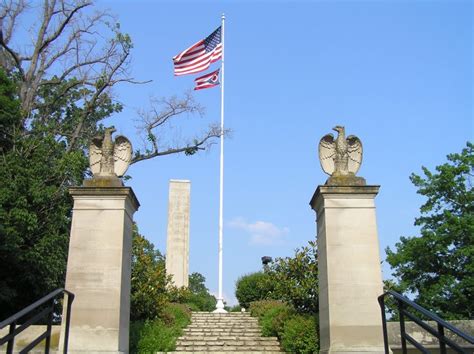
[173,26,222,76]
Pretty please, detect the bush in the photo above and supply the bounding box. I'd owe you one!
[229,304,242,312]
[260,304,295,337]
[265,241,318,314]
[235,272,273,308]
[129,303,191,353]
[280,314,318,354]
[249,300,286,319]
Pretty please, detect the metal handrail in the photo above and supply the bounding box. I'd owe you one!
[0,288,75,354]
[378,290,474,354]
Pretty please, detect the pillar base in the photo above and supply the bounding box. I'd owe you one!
[310,184,385,352]
[61,186,139,354]
[213,299,227,313]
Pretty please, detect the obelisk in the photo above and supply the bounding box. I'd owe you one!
[310,126,385,354]
[165,180,191,288]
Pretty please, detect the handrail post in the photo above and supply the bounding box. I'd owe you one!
[44,299,55,354]
[62,291,74,354]
[6,322,15,354]
[398,300,407,354]
[378,296,390,354]
[438,323,447,354]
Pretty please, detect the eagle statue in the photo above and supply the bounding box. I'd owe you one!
[318,125,363,178]
[89,127,132,177]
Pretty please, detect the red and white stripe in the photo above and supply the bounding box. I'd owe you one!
[173,42,222,76]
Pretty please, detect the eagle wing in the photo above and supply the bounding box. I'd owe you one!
[89,139,102,176]
[346,135,363,175]
[318,134,336,176]
[113,135,132,177]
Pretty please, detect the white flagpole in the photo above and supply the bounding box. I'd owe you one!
[214,13,226,313]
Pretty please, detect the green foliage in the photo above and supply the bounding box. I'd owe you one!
[260,303,295,337]
[265,241,319,314]
[235,272,273,308]
[188,272,208,293]
[167,272,216,311]
[0,70,20,150]
[130,226,170,321]
[129,303,191,354]
[228,304,242,312]
[280,314,318,354]
[0,71,90,318]
[249,300,288,319]
[386,142,474,319]
[238,241,318,314]
[249,300,318,353]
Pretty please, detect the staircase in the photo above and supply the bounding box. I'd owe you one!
[174,311,282,353]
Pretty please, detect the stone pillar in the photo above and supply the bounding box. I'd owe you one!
[62,180,139,354]
[310,185,385,354]
[165,180,191,288]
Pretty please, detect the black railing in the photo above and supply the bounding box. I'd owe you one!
[0,288,74,354]
[378,290,474,354]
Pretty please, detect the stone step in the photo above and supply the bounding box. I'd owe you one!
[172,312,283,353]
[185,325,261,330]
[191,318,258,322]
[177,338,280,345]
[174,345,282,352]
[179,335,275,341]
[183,327,261,335]
[170,352,282,354]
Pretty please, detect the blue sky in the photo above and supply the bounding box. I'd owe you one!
[92,0,473,306]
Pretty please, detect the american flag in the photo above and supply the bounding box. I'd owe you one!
[194,69,220,90]
[173,27,222,76]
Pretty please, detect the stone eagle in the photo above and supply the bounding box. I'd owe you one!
[89,127,132,177]
[319,125,363,177]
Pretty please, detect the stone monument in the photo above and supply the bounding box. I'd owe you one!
[61,127,139,354]
[165,180,191,288]
[310,125,385,354]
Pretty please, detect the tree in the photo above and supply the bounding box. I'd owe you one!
[235,272,273,309]
[0,0,222,159]
[386,142,473,319]
[0,0,223,317]
[188,272,208,294]
[130,225,170,321]
[234,241,319,314]
[0,69,88,318]
[266,241,319,314]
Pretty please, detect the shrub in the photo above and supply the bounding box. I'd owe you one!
[235,272,273,308]
[129,303,191,353]
[260,304,295,337]
[280,314,318,354]
[265,241,318,314]
[249,300,286,319]
[229,304,242,312]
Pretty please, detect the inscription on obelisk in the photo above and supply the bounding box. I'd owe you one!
[165,180,191,288]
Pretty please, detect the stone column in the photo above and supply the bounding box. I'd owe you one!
[62,179,139,354]
[310,185,385,354]
[165,180,191,288]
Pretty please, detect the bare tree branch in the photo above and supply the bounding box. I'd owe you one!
[132,92,225,164]
[131,125,225,164]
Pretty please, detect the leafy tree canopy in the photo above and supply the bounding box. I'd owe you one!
[386,142,473,319]
[131,225,170,321]
[235,241,319,314]
[266,241,318,314]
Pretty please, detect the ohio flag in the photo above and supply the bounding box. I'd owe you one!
[194,69,220,90]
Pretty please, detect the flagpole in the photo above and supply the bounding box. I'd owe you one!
[214,13,226,313]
